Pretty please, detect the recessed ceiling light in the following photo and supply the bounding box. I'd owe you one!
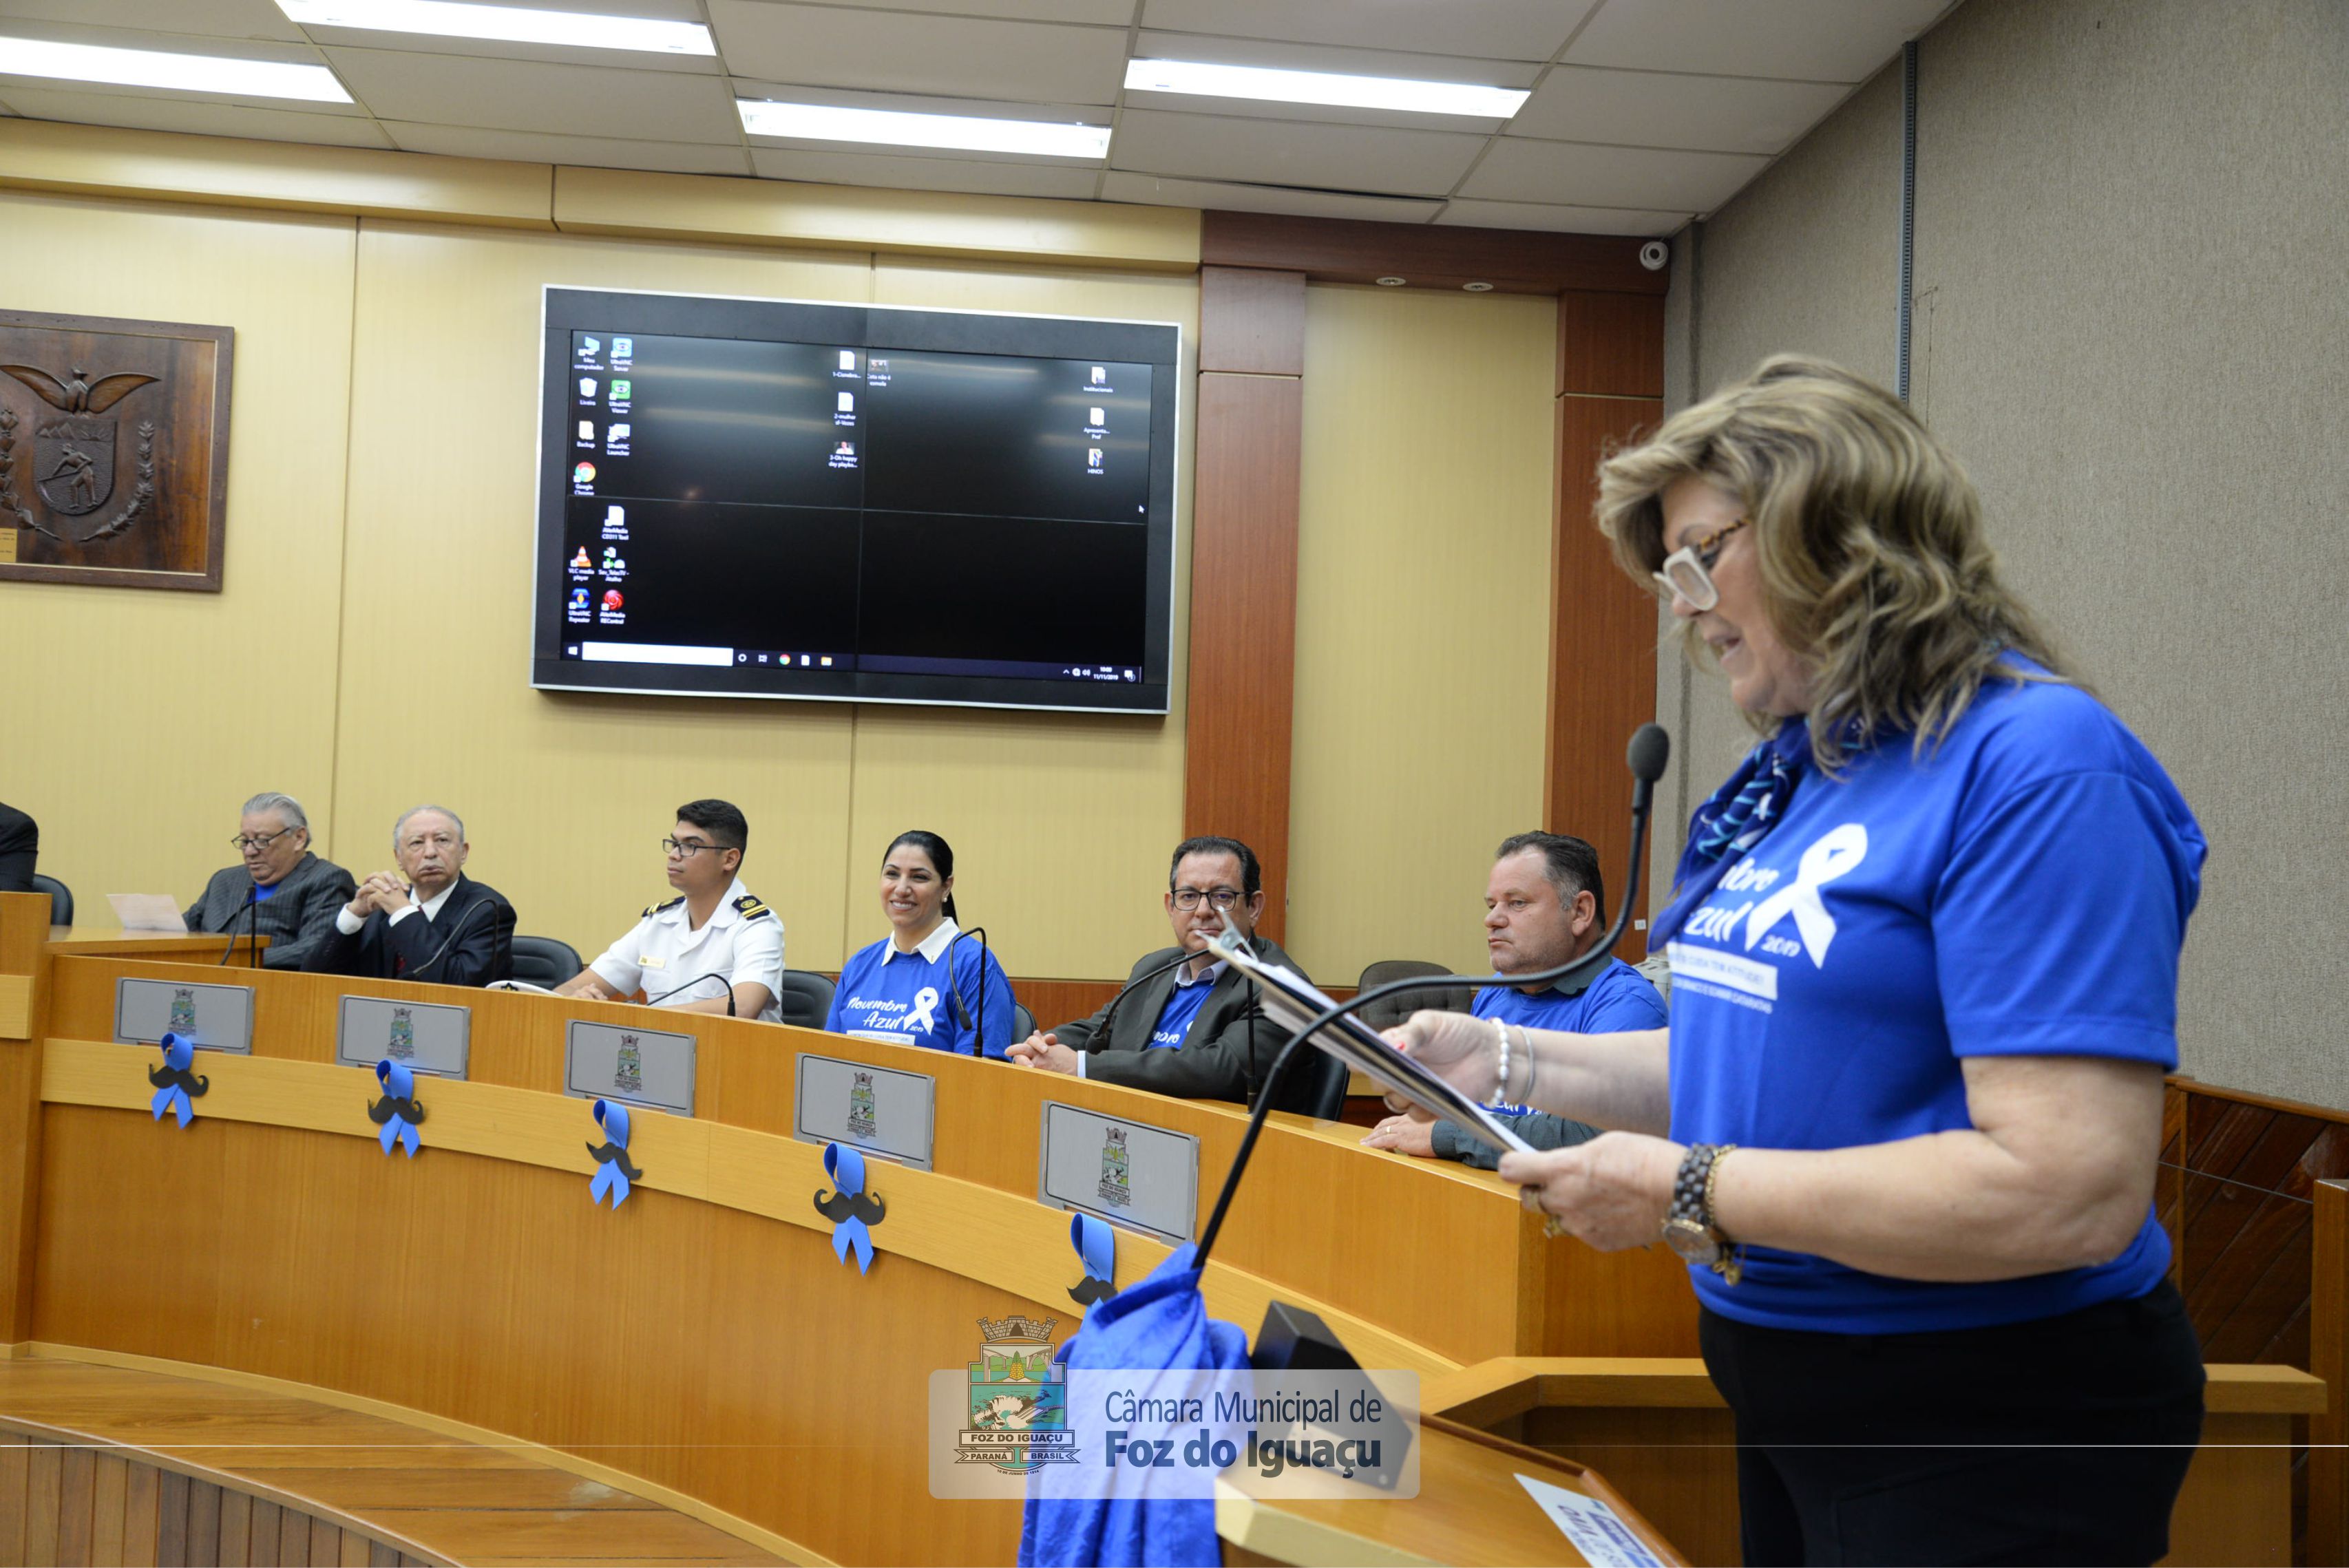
[1463,282,1494,292]
[1374,277,1407,287]
[739,100,1110,160]
[0,36,352,100]
[277,0,714,56]
[1125,59,1527,120]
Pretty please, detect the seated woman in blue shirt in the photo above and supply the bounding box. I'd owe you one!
[827,830,1013,1059]
[1393,357,2205,1567]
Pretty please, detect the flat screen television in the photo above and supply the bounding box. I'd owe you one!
[532,286,1180,714]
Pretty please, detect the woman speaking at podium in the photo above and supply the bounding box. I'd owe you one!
[1396,357,2205,1565]
[828,830,1013,1058]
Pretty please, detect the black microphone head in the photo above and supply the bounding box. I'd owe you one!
[1628,723,1672,785]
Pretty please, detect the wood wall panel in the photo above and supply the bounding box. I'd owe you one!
[1203,210,1667,297]
[1199,266,1305,376]
[1186,371,1303,944]
[1557,293,1667,400]
[2311,1180,2347,1568]
[1546,394,1665,941]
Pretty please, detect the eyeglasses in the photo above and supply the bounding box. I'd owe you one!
[1652,516,1751,612]
[661,837,730,858]
[1171,888,1247,911]
[230,829,297,852]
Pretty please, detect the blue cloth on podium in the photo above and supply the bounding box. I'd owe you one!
[1018,1244,1249,1568]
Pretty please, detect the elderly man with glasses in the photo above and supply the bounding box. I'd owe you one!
[1007,835,1306,1104]
[184,792,358,969]
[554,798,782,1022]
[304,805,516,986]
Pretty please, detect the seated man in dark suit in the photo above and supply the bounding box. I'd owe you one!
[1007,836,1307,1105]
[305,805,515,986]
[0,803,35,894]
[185,792,357,970]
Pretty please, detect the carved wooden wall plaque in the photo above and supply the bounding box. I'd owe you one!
[0,309,234,591]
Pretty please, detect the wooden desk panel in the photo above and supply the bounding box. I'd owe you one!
[43,955,1700,1368]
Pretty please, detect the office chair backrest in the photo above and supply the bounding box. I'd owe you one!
[775,969,835,1030]
[1352,959,1475,1030]
[507,935,581,990]
[30,874,72,929]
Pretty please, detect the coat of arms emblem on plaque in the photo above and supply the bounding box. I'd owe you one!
[0,309,233,591]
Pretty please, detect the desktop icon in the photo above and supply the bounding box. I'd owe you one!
[578,421,594,441]
[580,336,600,357]
[837,392,854,413]
[612,337,632,358]
[609,379,631,401]
[607,423,630,443]
[1088,407,1105,426]
[571,548,591,569]
[800,655,812,667]
[602,589,624,611]
[1089,366,1106,385]
[839,350,856,372]
[869,357,889,374]
[569,587,589,610]
[604,505,626,530]
[578,377,597,398]
[1086,448,1103,469]
[836,441,854,456]
[573,462,596,484]
[819,655,833,667]
[601,547,624,571]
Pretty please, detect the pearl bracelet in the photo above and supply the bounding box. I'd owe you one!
[1491,1015,1510,1103]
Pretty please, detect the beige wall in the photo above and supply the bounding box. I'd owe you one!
[0,191,1195,977]
[1657,0,2349,1108]
[1286,283,1559,984]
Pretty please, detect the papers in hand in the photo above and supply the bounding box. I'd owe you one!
[1208,929,1533,1158]
[105,893,186,933]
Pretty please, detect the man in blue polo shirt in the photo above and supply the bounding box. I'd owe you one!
[1363,831,1665,1169]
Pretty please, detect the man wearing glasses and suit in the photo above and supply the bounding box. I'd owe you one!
[184,792,357,969]
[1007,835,1305,1105]
[305,805,517,987]
[554,798,783,1022]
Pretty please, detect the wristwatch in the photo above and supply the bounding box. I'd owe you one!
[1661,1143,1742,1284]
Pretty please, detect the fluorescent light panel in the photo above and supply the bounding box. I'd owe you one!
[739,100,1109,159]
[1124,58,1527,119]
[0,36,352,101]
[277,0,713,56]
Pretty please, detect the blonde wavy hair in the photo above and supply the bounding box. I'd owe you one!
[1596,354,2074,774]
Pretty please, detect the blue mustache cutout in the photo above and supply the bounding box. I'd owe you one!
[815,1143,883,1274]
[587,1099,641,1207]
[148,1032,207,1128]
[370,1059,427,1158]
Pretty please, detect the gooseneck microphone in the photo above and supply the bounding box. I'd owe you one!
[1191,723,1671,1271]
[402,892,496,984]
[1079,948,1201,1052]
[218,886,262,968]
[644,971,737,1016]
[945,924,991,1055]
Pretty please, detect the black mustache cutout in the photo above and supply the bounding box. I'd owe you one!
[1067,1273,1115,1308]
[148,1063,209,1098]
[814,1187,887,1227]
[586,1140,643,1181]
[368,1093,428,1127]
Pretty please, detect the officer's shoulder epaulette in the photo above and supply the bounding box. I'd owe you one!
[643,894,686,918]
[733,893,775,921]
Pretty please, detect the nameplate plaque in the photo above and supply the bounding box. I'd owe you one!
[335,995,470,1079]
[564,1019,695,1116]
[114,978,252,1054]
[794,1053,936,1169]
[1038,1101,1198,1246]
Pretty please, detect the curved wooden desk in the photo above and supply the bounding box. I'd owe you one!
[0,900,1692,1565]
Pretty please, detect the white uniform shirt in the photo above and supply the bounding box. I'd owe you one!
[587,878,784,1022]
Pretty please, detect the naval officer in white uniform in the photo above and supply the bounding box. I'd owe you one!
[556,798,783,1022]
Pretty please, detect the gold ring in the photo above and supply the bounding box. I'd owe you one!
[1542,1215,1570,1240]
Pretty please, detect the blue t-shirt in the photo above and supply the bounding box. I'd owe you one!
[251,880,282,903]
[827,925,1013,1059]
[1146,974,1218,1050]
[1658,672,2204,1334]
[1473,958,1667,1113]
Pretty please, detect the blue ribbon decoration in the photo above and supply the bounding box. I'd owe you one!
[147,1032,205,1129]
[373,1059,423,1158]
[1066,1211,1116,1312]
[816,1142,881,1274]
[587,1099,636,1208]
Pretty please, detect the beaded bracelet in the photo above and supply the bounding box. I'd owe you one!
[1491,1015,1510,1104]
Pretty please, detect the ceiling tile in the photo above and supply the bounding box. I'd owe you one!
[1110,107,1486,198]
[708,2,1128,105]
[1099,169,1441,223]
[385,120,750,175]
[0,84,392,145]
[1139,0,1596,63]
[795,0,1136,21]
[1460,136,1767,211]
[322,44,739,139]
[0,0,306,43]
[1563,0,1952,83]
[751,145,1099,200]
[1435,197,1687,237]
[1510,65,1851,153]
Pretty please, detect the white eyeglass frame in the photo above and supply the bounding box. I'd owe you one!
[1652,516,1750,611]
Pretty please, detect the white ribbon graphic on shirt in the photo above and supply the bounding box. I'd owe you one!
[908,986,940,1032]
[1742,823,1868,967]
